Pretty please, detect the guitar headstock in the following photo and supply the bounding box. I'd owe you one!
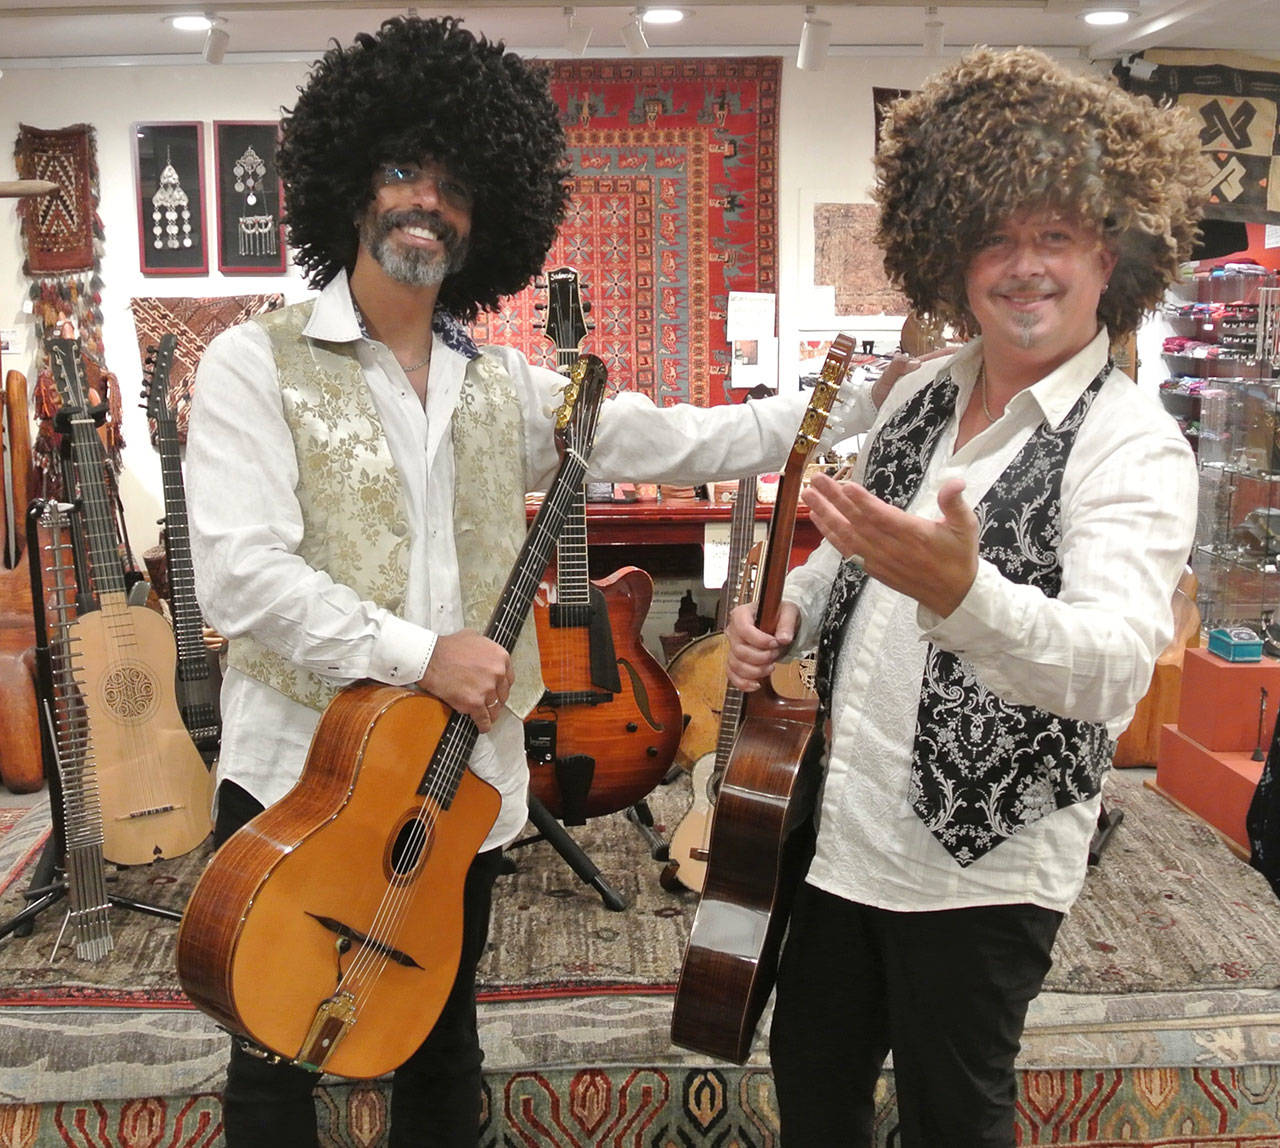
[793,333,856,457]
[141,334,179,427]
[537,266,591,373]
[45,337,89,412]
[556,352,609,461]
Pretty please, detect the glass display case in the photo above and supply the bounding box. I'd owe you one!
[1171,271,1280,628]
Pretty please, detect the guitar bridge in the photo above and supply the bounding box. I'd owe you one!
[295,991,358,1071]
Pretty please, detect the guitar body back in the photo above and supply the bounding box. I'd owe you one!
[670,688,820,1063]
[176,683,500,1080]
[70,600,213,863]
[527,566,681,819]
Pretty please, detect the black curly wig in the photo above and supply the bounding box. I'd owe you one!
[276,15,571,321]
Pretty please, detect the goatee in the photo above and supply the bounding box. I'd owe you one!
[360,208,469,287]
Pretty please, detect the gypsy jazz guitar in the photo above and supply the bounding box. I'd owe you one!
[176,354,610,1080]
[671,334,856,1063]
[524,267,682,824]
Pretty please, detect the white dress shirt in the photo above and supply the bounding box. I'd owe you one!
[186,270,851,851]
[784,329,1198,913]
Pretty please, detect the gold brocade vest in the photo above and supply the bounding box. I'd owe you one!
[226,300,545,717]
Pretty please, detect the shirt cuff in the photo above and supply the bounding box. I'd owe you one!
[369,611,437,687]
[917,558,1023,654]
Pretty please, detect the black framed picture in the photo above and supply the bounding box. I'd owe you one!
[133,121,207,276]
[214,120,287,274]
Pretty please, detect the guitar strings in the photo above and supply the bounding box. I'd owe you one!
[321,425,597,1036]
[335,459,588,1008]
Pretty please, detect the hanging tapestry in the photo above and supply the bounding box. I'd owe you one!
[813,202,910,318]
[471,57,780,406]
[13,123,108,370]
[1116,49,1280,225]
[128,294,285,444]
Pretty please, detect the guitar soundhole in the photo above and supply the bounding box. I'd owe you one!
[387,816,431,884]
[99,662,158,722]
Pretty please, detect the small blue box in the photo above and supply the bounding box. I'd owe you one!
[1208,626,1264,663]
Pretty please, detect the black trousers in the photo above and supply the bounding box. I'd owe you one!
[213,780,504,1148]
[769,882,1063,1148]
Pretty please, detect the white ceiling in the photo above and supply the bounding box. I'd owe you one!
[0,0,1276,68]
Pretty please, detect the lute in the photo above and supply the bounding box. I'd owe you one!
[46,337,213,865]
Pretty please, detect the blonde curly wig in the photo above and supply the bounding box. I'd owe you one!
[874,46,1210,339]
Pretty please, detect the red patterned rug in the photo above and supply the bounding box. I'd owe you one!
[129,294,285,443]
[472,57,780,407]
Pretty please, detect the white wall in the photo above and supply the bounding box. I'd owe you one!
[0,51,1107,556]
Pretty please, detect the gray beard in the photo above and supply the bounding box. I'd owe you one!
[360,211,469,288]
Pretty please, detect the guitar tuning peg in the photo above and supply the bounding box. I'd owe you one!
[533,301,547,312]
[582,301,592,314]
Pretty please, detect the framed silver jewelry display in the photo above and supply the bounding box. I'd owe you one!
[133,121,208,276]
[214,120,286,274]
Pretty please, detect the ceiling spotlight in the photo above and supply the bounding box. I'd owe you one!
[202,25,229,63]
[621,11,649,54]
[564,6,592,54]
[923,5,944,55]
[169,14,216,32]
[643,7,685,23]
[1082,7,1134,23]
[797,5,830,72]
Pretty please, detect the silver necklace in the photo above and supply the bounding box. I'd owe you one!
[353,298,430,372]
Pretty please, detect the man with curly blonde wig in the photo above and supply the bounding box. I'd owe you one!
[727,46,1208,1146]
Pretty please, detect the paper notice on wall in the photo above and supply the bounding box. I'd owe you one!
[730,334,778,391]
[726,290,776,342]
[703,520,767,589]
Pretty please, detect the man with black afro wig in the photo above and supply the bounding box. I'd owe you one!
[724,47,1210,1147]
[184,15,862,1147]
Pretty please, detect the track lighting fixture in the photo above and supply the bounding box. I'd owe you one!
[202,25,230,63]
[564,7,592,55]
[621,10,649,54]
[923,5,944,56]
[797,6,830,72]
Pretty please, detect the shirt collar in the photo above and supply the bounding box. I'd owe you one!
[955,327,1112,431]
[302,268,481,361]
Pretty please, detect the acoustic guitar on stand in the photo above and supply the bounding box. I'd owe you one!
[46,337,213,865]
[176,356,610,1080]
[524,267,683,824]
[670,334,856,1063]
[141,333,222,761]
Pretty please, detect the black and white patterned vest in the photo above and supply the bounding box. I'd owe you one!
[815,361,1116,866]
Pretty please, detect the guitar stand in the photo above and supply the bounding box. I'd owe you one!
[0,499,178,953]
[1087,801,1124,867]
[0,833,182,946]
[506,795,631,912]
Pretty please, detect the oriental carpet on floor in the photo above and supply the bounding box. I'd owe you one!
[2,770,1280,1145]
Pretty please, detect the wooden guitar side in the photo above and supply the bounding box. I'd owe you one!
[69,595,214,864]
[0,368,43,794]
[527,565,682,820]
[176,682,500,1079]
[670,689,819,1062]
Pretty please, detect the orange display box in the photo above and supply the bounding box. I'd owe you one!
[1156,726,1262,852]
[1176,647,1280,753]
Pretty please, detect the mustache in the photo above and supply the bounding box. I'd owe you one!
[376,208,462,249]
[994,277,1055,297]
